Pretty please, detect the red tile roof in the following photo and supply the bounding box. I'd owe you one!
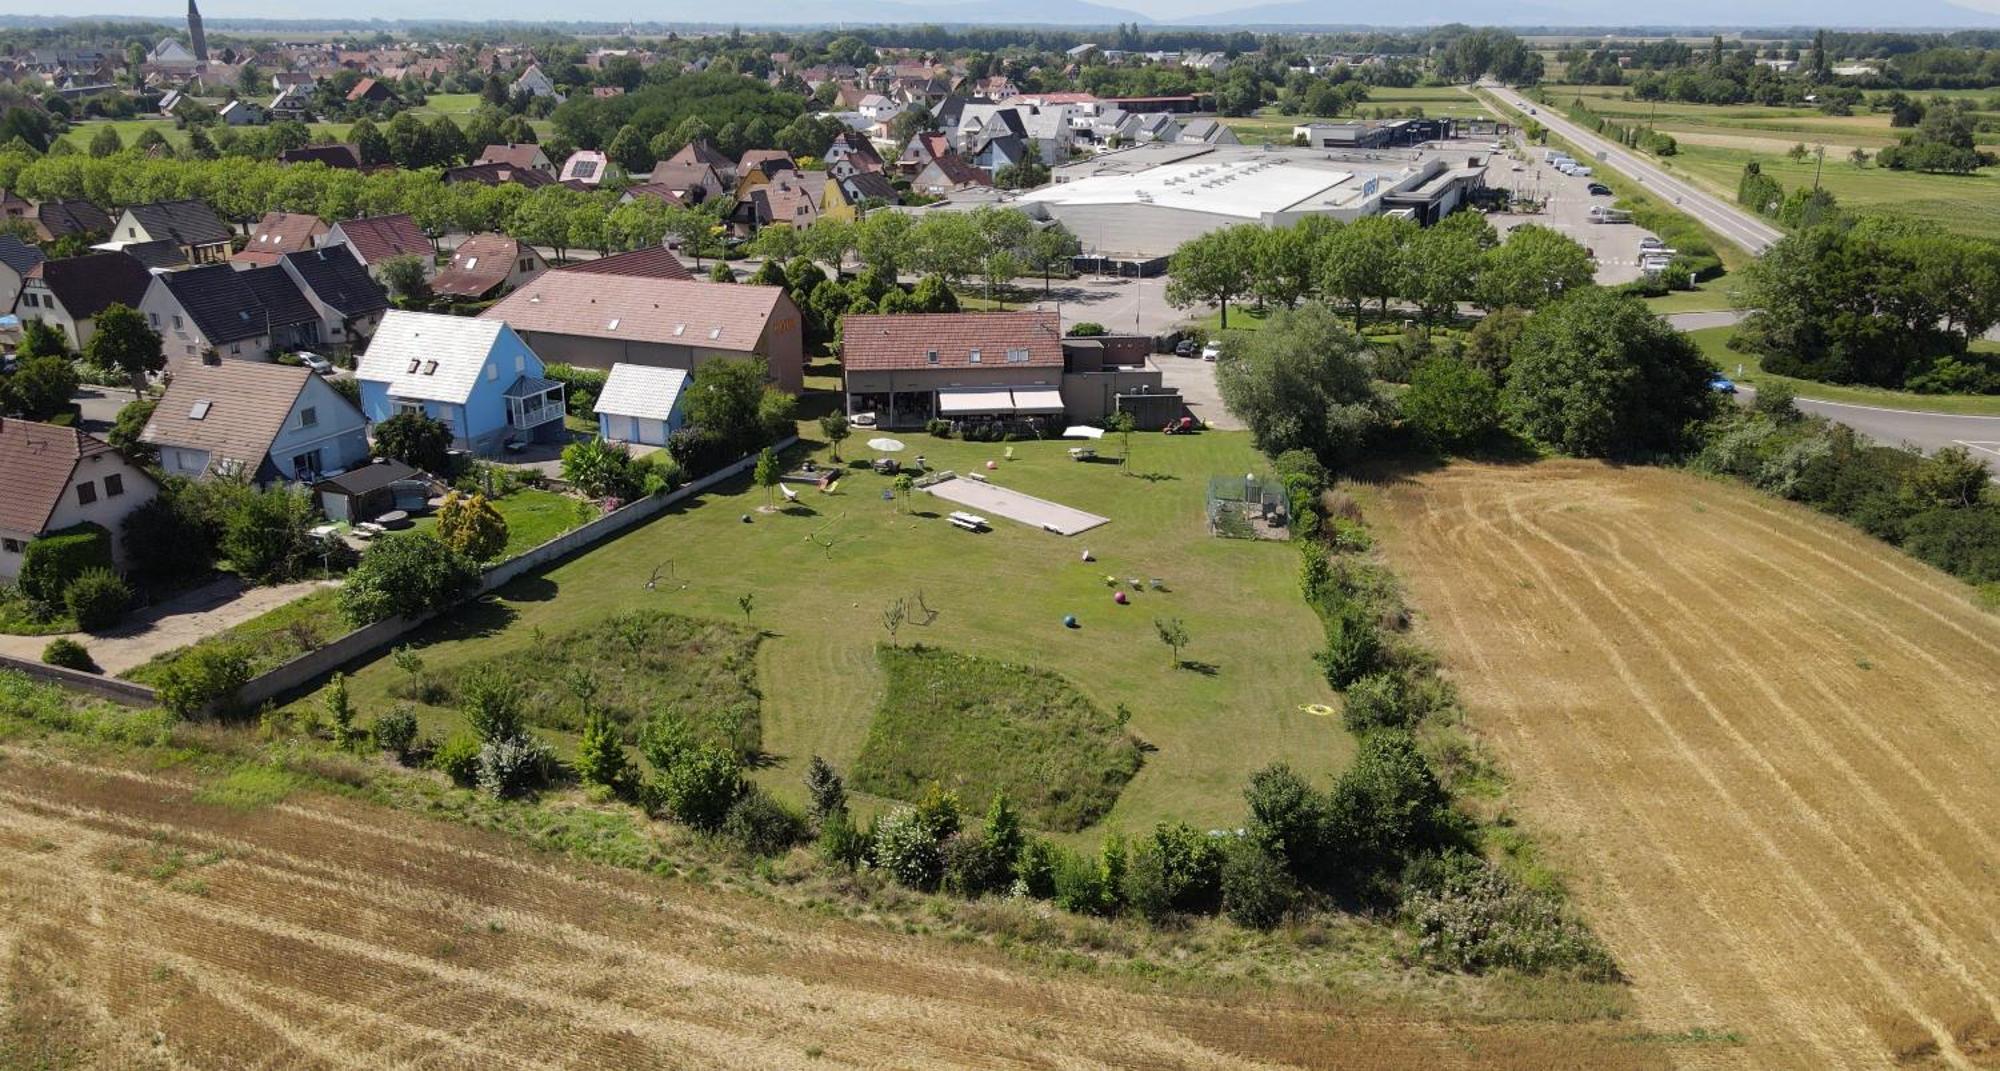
[841,311,1063,372]
[0,419,121,535]
[481,274,789,354]
[331,214,430,266]
[233,210,327,267]
[431,233,523,298]
[554,246,693,281]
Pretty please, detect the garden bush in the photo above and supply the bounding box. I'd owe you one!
[1341,671,1418,732]
[476,735,556,799]
[430,733,483,787]
[17,523,112,605]
[655,744,746,830]
[1406,855,1618,979]
[63,568,130,632]
[338,533,479,626]
[872,804,949,890]
[153,644,251,718]
[40,637,95,671]
[372,704,419,760]
[721,788,809,856]
[1221,837,1296,930]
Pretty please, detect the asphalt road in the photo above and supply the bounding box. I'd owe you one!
[1736,387,2000,476]
[1482,84,1785,256]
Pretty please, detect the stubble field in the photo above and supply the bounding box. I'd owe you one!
[1369,460,2000,1070]
[0,749,1669,1070]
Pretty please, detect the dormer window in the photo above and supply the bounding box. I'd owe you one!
[968,348,982,363]
[926,349,938,365]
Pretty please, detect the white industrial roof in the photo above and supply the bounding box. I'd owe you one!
[1021,153,1369,219]
[594,363,689,422]
[357,310,507,405]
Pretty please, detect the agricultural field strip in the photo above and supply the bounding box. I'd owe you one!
[1381,465,2000,1069]
[0,749,1670,1070]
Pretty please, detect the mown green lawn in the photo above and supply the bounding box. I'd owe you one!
[320,427,1345,842]
[1689,325,2000,416]
[1660,143,2000,242]
[410,487,597,561]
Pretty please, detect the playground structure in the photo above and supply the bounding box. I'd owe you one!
[1206,474,1289,540]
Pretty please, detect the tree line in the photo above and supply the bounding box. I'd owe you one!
[1164,213,1601,330]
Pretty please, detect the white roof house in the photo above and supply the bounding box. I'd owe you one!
[357,311,516,404]
[593,363,690,446]
[595,363,689,422]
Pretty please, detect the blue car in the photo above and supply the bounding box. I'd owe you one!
[1708,374,1738,394]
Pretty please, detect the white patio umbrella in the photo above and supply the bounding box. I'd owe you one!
[866,437,907,453]
[1063,425,1105,440]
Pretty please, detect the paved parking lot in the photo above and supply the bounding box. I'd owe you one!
[1156,352,1241,431]
[1482,140,1665,287]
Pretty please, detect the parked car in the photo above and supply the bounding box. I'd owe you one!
[297,352,333,375]
[1174,339,1197,358]
[1587,182,1612,196]
[1708,374,1738,395]
[1639,236,1665,250]
[1200,340,1223,362]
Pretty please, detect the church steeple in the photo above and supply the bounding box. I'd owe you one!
[187,0,208,65]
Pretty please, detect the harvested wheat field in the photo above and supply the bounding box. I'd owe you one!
[1369,460,2000,1071]
[0,750,1665,1070]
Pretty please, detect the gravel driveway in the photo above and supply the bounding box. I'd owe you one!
[0,577,333,677]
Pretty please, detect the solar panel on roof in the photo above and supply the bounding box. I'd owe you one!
[571,160,598,179]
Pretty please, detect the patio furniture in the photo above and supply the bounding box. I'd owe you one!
[819,477,839,494]
[781,485,800,504]
[1004,446,1015,460]
[1068,447,1096,461]
[872,457,900,474]
[376,510,411,530]
[947,511,988,532]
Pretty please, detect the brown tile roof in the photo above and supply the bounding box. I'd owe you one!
[142,360,323,471]
[668,139,735,176]
[922,154,990,189]
[431,233,522,298]
[331,214,429,265]
[620,182,687,206]
[0,419,122,535]
[233,210,327,267]
[475,142,548,170]
[554,246,692,281]
[737,149,797,177]
[746,171,822,228]
[841,311,1063,372]
[481,274,788,355]
[645,159,719,193]
[442,161,555,188]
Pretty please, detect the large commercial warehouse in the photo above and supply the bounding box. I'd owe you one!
[1019,142,1487,271]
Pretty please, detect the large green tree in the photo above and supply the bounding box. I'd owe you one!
[1320,215,1413,323]
[83,303,165,397]
[1476,224,1595,311]
[1214,303,1382,465]
[1503,287,1716,457]
[1165,225,1259,328]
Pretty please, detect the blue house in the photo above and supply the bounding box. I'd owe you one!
[355,310,565,456]
[592,363,689,446]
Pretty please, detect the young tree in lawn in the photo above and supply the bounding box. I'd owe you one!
[325,671,359,749]
[1106,410,1135,466]
[753,447,781,508]
[1166,225,1257,329]
[435,491,508,562]
[893,472,915,512]
[881,597,906,645]
[1154,616,1190,668]
[737,592,756,625]
[83,303,165,397]
[818,411,850,462]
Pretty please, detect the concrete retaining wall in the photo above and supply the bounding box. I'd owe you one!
[0,653,159,707]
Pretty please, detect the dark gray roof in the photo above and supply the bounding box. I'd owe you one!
[316,457,420,494]
[126,199,231,247]
[156,263,312,345]
[281,248,388,318]
[37,252,152,320]
[37,198,111,238]
[0,234,44,276]
[119,239,188,270]
[841,171,900,204]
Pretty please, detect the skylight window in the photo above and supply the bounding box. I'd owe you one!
[1006,347,1030,363]
[674,324,686,336]
[421,360,438,375]
[607,318,620,330]
[709,326,722,339]
[189,400,211,420]
[968,348,982,363]
[464,256,478,269]
[407,359,421,373]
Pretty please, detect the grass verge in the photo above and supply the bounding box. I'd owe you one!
[1688,326,2000,416]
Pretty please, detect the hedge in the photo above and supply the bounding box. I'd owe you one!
[18,522,113,604]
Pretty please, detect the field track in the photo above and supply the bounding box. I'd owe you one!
[0,750,1665,1070]
[1372,461,2000,1071]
